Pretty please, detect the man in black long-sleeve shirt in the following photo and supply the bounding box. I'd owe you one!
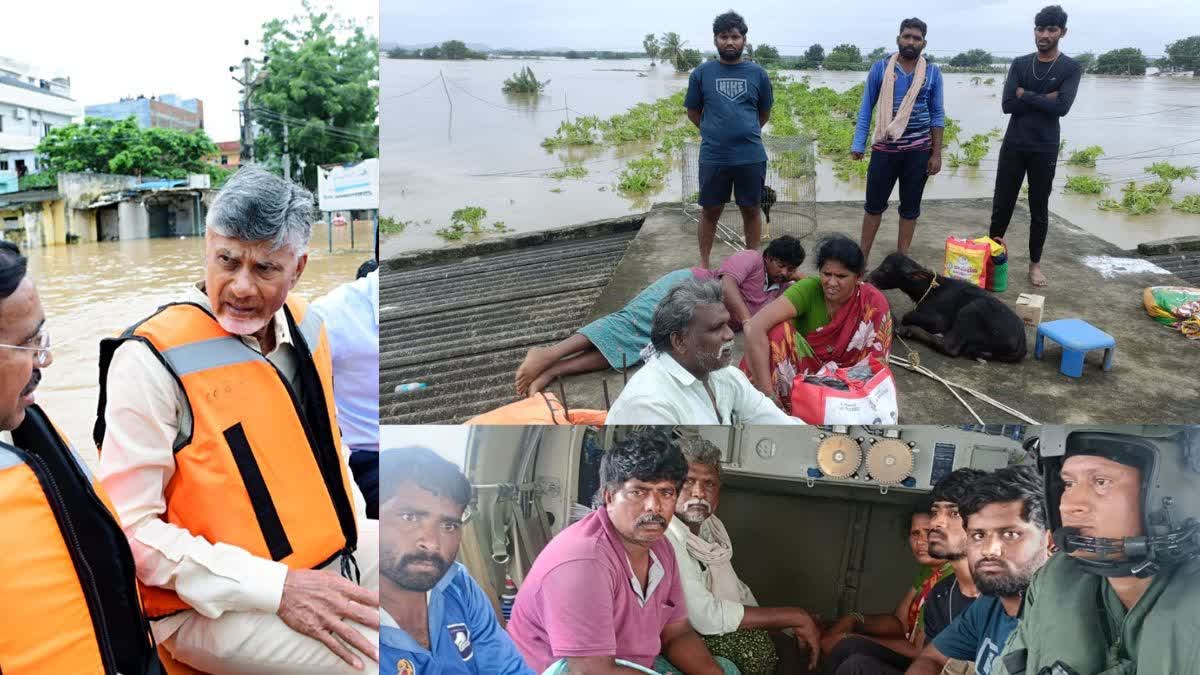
[989,4,1082,287]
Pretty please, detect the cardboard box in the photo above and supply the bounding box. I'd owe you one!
[1016,293,1045,327]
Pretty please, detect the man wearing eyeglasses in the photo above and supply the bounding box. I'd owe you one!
[0,241,164,674]
[379,446,534,675]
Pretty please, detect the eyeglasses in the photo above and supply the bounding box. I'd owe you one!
[0,329,51,366]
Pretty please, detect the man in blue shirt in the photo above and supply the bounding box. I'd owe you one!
[685,10,773,270]
[905,466,1051,675]
[851,18,944,265]
[312,262,379,518]
[380,447,534,675]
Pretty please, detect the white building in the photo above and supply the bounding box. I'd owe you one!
[0,56,82,183]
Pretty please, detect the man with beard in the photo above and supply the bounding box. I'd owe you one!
[378,447,533,675]
[685,10,774,270]
[507,429,737,674]
[607,278,801,425]
[851,17,945,264]
[988,5,1082,287]
[920,469,985,642]
[906,465,1050,675]
[995,428,1200,675]
[0,241,164,674]
[665,437,821,674]
[820,498,952,675]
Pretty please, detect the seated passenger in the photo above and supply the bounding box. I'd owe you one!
[821,498,951,674]
[906,466,1051,675]
[506,429,739,674]
[742,235,892,414]
[516,237,806,396]
[379,447,534,675]
[607,278,802,425]
[666,438,821,674]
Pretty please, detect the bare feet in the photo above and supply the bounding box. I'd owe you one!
[528,370,558,396]
[515,347,558,397]
[1029,263,1047,287]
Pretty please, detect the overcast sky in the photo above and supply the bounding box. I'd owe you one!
[4,0,376,142]
[383,0,1195,58]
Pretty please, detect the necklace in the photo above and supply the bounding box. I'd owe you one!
[1030,53,1060,81]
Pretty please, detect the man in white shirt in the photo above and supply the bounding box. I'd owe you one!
[96,166,380,673]
[607,277,802,425]
[312,263,379,519]
[666,437,822,674]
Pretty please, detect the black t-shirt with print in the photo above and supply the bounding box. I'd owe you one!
[922,574,979,641]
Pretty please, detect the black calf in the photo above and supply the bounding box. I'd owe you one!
[867,253,1027,362]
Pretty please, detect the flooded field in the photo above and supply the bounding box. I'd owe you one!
[382,56,1200,257]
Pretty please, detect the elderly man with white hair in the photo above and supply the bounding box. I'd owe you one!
[96,166,380,673]
[666,437,821,674]
[606,277,803,425]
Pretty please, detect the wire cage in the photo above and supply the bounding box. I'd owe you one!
[681,135,818,251]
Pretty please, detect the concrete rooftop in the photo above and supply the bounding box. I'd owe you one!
[382,199,1199,425]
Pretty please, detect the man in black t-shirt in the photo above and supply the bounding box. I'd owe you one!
[988,5,1082,288]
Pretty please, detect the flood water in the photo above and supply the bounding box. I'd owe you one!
[25,235,369,469]
[382,56,1200,257]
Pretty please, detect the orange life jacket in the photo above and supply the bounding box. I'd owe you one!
[94,297,359,620]
[0,405,162,675]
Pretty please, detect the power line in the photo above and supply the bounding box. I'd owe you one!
[250,108,378,142]
[442,77,569,114]
[381,74,442,100]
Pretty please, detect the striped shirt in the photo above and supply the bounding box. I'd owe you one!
[852,57,945,154]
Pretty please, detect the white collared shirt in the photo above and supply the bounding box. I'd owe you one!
[625,549,667,608]
[606,353,803,425]
[665,517,758,635]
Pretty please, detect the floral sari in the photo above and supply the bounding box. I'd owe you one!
[741,282,892,414]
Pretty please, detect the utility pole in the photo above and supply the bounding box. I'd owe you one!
[230,39,268,165]
[281,123,290,181]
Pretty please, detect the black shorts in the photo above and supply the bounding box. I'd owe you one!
[698,161,767,207]
[864,149,931,219]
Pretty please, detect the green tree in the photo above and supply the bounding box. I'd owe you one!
[1075,51,1096,73]
[755,43,781,64]
[868,46,889,63]
[660,32,684,66]
[1093,47,1148,75]
[440,40,471,60]
[824,44,864,70]
[675,48,703,72]
[252,1,379,190]
[36,116,218,179]
[422,44,443,59]
[1165,35,1200,75]
[948,49,995,69]
[643,33,660,64]
[803,44,825,68]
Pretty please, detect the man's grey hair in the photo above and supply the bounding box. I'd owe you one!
[650,277,724,353]
[679,436,723,478]
[205,165,315,252]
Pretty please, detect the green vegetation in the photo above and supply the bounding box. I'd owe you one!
[37,117,218,180]
[617,154,670,194]
[824,44,867,71]
[947,134,993,167]
[1092,48,1149,75]
[549,187,563,193]
[502,66,549,94]
[547,166,588,180]
[949,49,996,70]
[1145,162,1198,182]
[1064,175,1108,194]
[379,216,410,234]
[388,40,485,60]
[1098,181,1173,215]
[984,77,996,85]
[771,149,817,179]
[542,91,693,149]
[1163,36,1200,76]
[436,206,488,240]
[643,34,660,64]
[1173,195,1200,214]
[1067,145,1105,167]
[755,44,781,65]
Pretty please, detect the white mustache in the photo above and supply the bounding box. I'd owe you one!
[718,341,735,356]
[684,498,712,511]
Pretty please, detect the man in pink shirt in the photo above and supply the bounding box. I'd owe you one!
[695,235,807,332]
[507,429,737,674]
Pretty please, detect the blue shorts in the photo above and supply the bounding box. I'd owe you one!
[865,149,931,220]
[698,162,766,208]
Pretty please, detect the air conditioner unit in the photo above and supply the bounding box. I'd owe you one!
[13,108,24,120]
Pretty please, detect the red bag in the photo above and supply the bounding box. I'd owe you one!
[788,357,899,425]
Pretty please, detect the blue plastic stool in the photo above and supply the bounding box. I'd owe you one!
[1035,319,1116,377]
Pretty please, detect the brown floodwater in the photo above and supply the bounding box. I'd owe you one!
[381,57,1200,257]
[24,235,369,469]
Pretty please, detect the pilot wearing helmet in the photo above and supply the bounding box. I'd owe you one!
[995,426,1200,675]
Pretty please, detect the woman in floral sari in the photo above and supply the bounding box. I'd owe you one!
[742,235,892,413]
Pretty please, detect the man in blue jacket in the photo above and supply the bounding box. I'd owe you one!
[851,17,944,265]
[380,446,534,675]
